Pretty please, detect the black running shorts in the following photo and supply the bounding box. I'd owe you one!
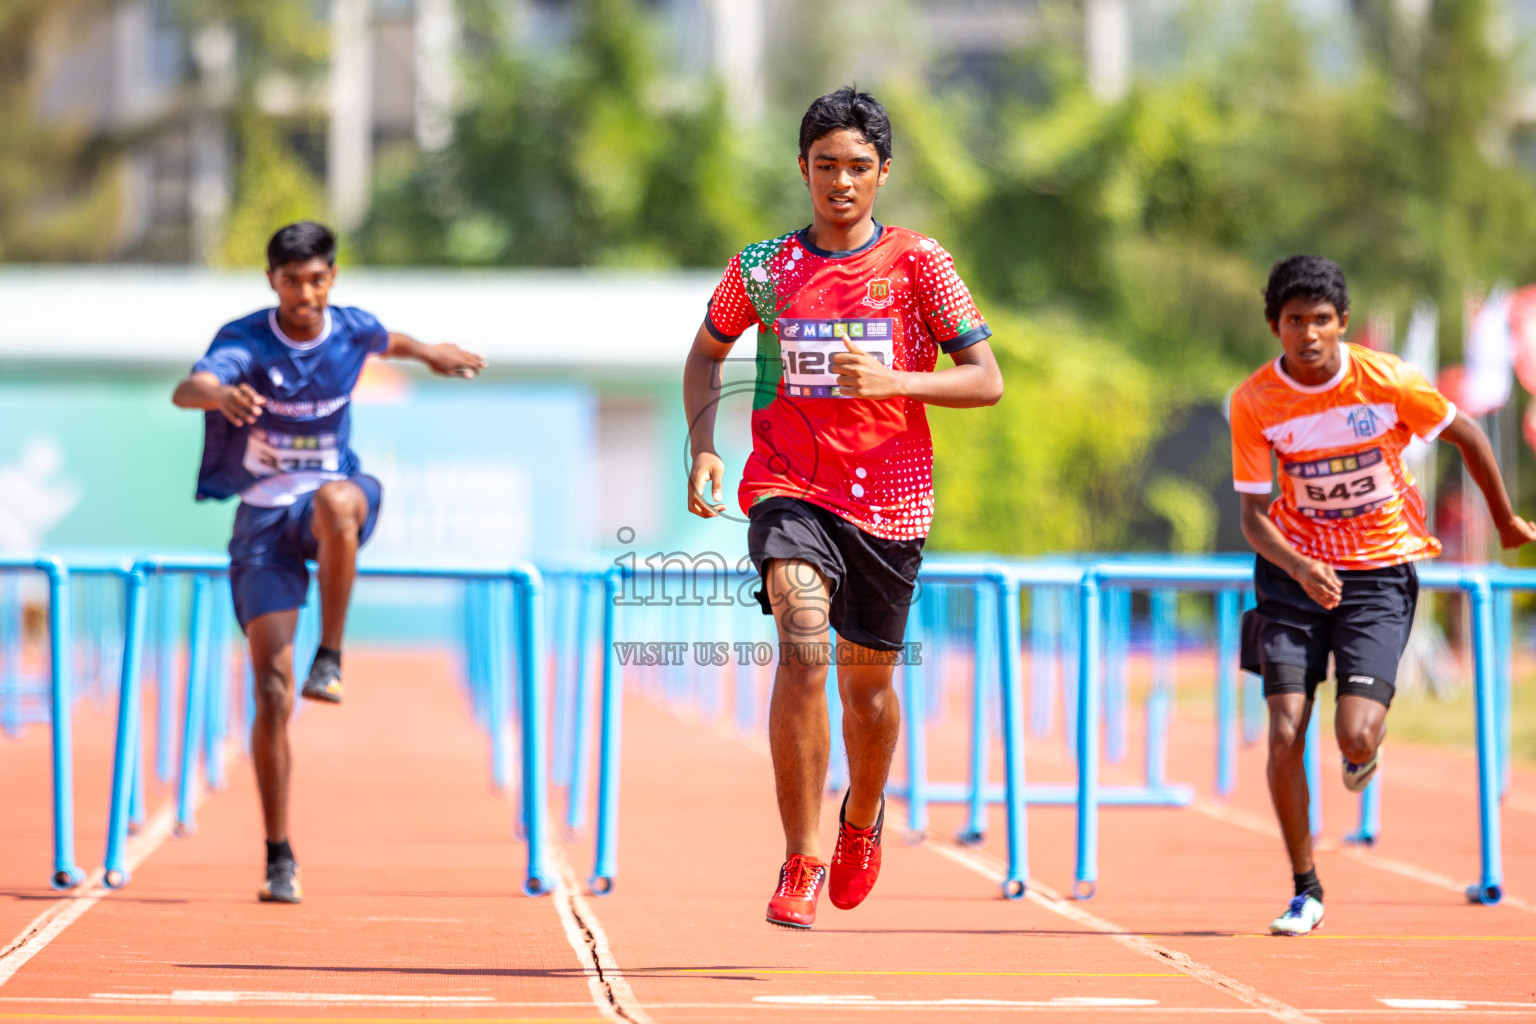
[1239,554,1418,708]
[746,496,924,652]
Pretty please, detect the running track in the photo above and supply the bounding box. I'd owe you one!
[2,650,1535,1023]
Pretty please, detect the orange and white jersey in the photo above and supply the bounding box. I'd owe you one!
[1230,343,1456,570]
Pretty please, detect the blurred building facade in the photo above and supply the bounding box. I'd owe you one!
[25,0,1536,266]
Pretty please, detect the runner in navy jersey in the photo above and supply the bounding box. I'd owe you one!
[172,221,485,902]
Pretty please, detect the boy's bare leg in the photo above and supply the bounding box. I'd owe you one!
[1335,694,1387,765]
[310,480,367,649]
[247,609,300,843]
[1266,692,1315,875]
[836,648,900,830]
[765,558,833,860]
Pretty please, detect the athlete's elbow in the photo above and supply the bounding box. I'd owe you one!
[977,371,1004,407]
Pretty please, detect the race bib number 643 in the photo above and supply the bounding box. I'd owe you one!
[1284,447,1397,519]
[776,318,895,398]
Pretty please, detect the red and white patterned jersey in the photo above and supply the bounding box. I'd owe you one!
[1230,343,1457,569]
[706,224,991,540]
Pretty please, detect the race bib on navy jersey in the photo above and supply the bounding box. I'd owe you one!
[776,318,895,398]
[1284,447,1398,519]
[243,428,342,477]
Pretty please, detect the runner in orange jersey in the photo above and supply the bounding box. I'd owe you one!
[1230,254,1536,935]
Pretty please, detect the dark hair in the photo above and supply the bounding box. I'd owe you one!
[1264,255,1349,323]
[799,86,892,165]
[266,221,337,269]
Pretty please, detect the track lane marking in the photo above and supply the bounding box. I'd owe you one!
[0,739,240,989]
[0,803,177,989]
[674,968,1185,977]
[925,840,1323,1024]
[0,1015,601,1023]
[549,847,654,1024]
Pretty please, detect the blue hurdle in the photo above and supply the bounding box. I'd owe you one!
[0,555,85,890]
[99,555,555,897]
[1073,559,1507,906]
[580,559,1036,898]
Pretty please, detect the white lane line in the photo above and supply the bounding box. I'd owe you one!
[0,740,237,989]
[0,800,177,988]
[757,994,1158,1007]
[3,994,1533,1015]
[95,990,494,1004]
[550,845,656,1024]
[925,840,1322,1024]
[1506,792,1536,816]
[1381,998,1536,1010]
[1191,800,1536,915]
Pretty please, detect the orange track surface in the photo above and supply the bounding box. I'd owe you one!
[3,648,1535,1023]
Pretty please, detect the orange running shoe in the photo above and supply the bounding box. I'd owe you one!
[829,792,884,910]
[766,854,827,929]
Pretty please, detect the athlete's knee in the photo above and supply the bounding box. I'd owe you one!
[840,677,896,723]
[1336,721,1381,764]
[774,659,827,699]
[313,482,366,535]
[1267,716,1307,763]
[253,668,294,718]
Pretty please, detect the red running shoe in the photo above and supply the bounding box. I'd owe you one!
[766,854,827,929]
[829,792,884,910]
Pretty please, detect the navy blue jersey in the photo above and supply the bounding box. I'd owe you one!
[192,306,389,505]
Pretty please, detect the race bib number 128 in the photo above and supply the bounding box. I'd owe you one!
[776,318,896,398]
[1284,447,1397,519]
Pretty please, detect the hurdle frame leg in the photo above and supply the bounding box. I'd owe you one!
[104,569,148,889]
[44,560,84,890]
[1468,575,1504,905]
[591,571,622,895]
[1073,573,1100,900]
[174,574,212,837]
[997,574,1029,899]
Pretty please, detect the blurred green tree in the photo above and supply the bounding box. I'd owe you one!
[358,0,797,268]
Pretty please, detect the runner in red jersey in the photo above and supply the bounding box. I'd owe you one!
[683,87,1003,929]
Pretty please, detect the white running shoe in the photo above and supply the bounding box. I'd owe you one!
[1341,748,1381,793]
[1269,894,1324,936]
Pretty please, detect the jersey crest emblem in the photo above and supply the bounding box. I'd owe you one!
[269,368,284,387]
[1347,405,1381,439]
[862,278,893,309]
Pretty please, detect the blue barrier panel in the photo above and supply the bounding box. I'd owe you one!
[0,556,84,890]
[99,555,553,897]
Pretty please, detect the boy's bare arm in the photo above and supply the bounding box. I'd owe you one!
[830,337,1003,407]
[1239,492,1343,609]
[383,332,485,377]
[684,321,734,518]
[172,372,265,426]
[1440,412,1536,548]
